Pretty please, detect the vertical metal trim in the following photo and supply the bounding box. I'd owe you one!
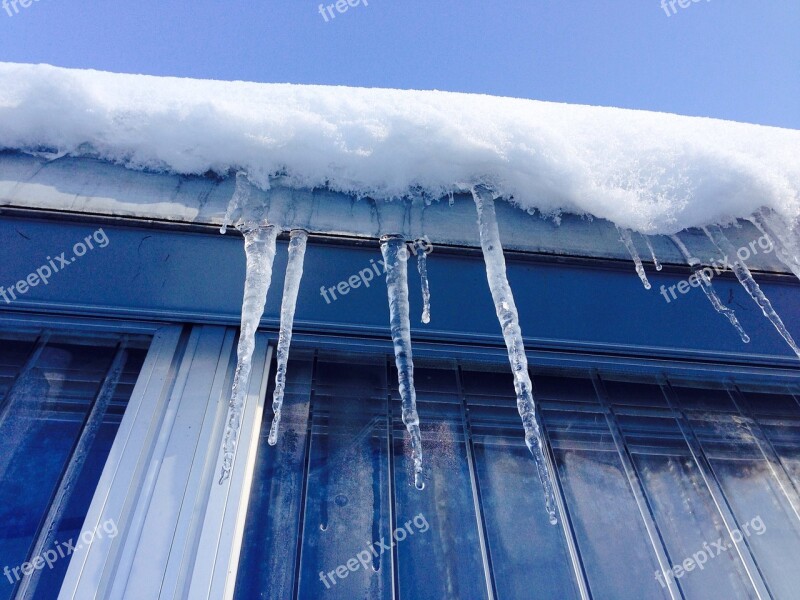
[16,341,129,600]
[292,351,318,600]
[0,331,50,431]
[455,363,497,600]
[659,378,772,600]
[386,356,399,600]
[529,374,592,600]
[727,385,800,522]
[591,373,684,600]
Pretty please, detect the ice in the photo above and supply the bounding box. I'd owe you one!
[471,186,558,525]
[751,210,800,282]
[643,235,663,271]
[416,240,431,324]
[380,234,425,490]
[2,62,800,235]
[618,228,651,290]
[268,229,309,446]
[704,225,800,359]
[220,173,249,235]
[219,222,280,484]
[669,234,750,343]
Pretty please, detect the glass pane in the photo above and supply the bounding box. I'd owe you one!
[541,376,669,600]
[465,368,580,600]
[235,351,314,600]
[605,379,756,599]
[296,354,391,600]
[391,364,489,600]
[743,390,800,492]
[0,333,148,600]
[675,385,800,600]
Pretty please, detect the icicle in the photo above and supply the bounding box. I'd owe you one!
[219,223,280,484]
[416,239,431,324]
[642,235,663,271]
[618,227,651,289]
[380,234,425,490]
[751,211,800,282]
[705,224,800,359]
[471,186,558,525]
[268,229,309,446]
[220,172,256,235]
[669,234,750,343]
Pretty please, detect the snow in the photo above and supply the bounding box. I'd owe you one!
[1,62,799,235]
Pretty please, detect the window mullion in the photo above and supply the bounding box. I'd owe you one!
[592,373,684,600]
[455,363,498,600]
[659,378,772,600]
[728,386,800,522]
[16,340,129,600]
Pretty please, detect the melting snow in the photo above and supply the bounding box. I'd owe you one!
[1,62,799,235]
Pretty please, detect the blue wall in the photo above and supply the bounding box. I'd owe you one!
[0,213,798,367]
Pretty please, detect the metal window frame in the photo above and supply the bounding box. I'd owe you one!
[2,309,799,600]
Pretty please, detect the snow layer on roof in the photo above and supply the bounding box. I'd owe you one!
[0,62,798,234]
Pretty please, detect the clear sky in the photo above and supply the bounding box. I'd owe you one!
[0,0,797,129]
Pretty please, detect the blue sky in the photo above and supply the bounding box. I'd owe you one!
[0,1,797,128]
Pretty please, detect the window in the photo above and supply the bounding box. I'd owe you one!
[235,349,800,599]
[0,331,149,600]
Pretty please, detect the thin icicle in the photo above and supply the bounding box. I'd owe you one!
[471,186,558,525]
[416,239,431,324]
[751,211,800,282]
[642,235,663,271]
[268,230,309,446]
[219,223,280,484]
[381,234,425,490]
[705,224,800,359]
[618,227,651,289]
[669,234,750,343]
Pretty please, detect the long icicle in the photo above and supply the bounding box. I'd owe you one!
[751,211,800,282]
[381,234,425,490]
[268,229,309,446]
[471,186,558,525]
[618,227,651,289]
[669,234,750,343]
[704,224,800,359]
[219,223,280,484]
[642,235,663,271]
[416,239,431,324]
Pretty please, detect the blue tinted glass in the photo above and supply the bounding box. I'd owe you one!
[391,365,489,600]
[0,334,147,600]
[236,354,800,600]
[465,368,580,600]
